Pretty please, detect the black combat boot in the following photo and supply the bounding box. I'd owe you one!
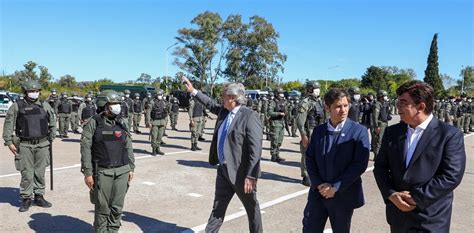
[195,143,202,151]
[34,195,52,208]
[160,141,167,145]
[191,144,197,151]
[302,176,311,187]
[155,148,164,155]
[152,147,157,156]
[19,198,32,212]
[198,136,206,141]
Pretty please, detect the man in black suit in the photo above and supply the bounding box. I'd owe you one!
[303,88,370,233]
[374,81,466,233]
[182,77,263,233]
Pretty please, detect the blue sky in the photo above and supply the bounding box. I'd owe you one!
[1,0,472,84]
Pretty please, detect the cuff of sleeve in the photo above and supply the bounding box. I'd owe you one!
[332,182,341,192]
[82,169,93,177]
[246,176,256,180]
[4,141,13,146]
[191,89,198,96]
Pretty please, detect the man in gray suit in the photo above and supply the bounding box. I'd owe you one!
[183,77,263,233]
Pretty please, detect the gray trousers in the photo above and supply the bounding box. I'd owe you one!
[205,165,263,233]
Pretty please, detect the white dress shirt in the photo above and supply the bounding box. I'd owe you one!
[405,114,434,168]
[217,105,241,164]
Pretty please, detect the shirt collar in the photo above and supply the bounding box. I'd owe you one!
[229,105,241,115]
[408,114,434,131]
[327,119,347,132]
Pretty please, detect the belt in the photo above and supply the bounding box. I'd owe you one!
[99,164,126,169]
[20,137,48,145]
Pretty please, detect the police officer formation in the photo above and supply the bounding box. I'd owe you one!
[3,79,470,233]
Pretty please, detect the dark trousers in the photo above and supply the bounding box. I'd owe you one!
[205,165,263,233]
[303,189,354,233]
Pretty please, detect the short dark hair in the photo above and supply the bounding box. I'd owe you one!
[396,80,434,114]
[324,88,349,106]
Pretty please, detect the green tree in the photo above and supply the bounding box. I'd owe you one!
[459,66,474,95]
[423,33,444,97]
[361,66,389,92]
[136,73,152,84]
[38,66,53,89]
[58,74,77,88]
[23,61,38,81]
[281,80,303,91]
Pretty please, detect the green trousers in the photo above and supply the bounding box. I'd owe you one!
[16,143,50,199]
[191,117,203,144]
[132,113,141,132]
[270,120,284,158]
[58,115,71,136]
[93,166,130,233]
[144,109,151,127]
[299,126,315,179]
[170,113,178,128]
[371,122,388,157]
[150,124,165,150]
[71,112,79,131]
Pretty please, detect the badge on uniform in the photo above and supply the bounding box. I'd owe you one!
[114,131,122,138]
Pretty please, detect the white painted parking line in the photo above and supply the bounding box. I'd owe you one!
[142,181,156,186]
[187,193,203,198]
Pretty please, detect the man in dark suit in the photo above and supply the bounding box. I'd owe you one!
[303,88,370,233]
[182,77,263,233]
[374,81,466,233]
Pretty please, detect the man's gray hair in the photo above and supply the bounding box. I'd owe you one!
[224,82,247,105]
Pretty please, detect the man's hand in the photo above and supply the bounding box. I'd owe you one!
[301,135,309,148]
[388,192,416,212]
[318,183,336,199]
[84,176,94,190]
[401,191,417,206]
[190,120,195,128]
[181,76,195,93]
[128,172,134,184]
[244,177,257,194]
[8,144,17,156]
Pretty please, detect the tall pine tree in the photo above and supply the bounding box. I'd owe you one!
[423,33,444,97]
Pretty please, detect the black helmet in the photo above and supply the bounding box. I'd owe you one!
[377,90,388,98]
[274,87,284,94]
[155,89,164,96]
[22,80,42,92]
[348,86,360,95]
[124,89,131,95]
[96,90,122,108]
[305,81,320,90]
[134,93,140,98]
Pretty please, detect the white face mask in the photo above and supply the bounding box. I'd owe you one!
[28,92,40,100]
[125,94,130,98]
[313,88,320,97]
[279,93,284,98]
[383,96,388,101]
[86,98,92,102]
[136,97,140,99]
[450,99,455,103]
[63,95,68,98]
[157,95,163,100]
[52,92,56,95]
[121,96,125,100]
[353,94,361,101]
[468,99,472,103]
[109,104,121,115]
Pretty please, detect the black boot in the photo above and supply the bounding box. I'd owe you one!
[34,195,52,208]
[275,153,286,163]
[152,148,157,156]
[19,198,32,212]
[195,143,202,150]
[302,176,311,187]
[160,141,166,145]
[198,136,206,141]
[191,144,197,151]
[155,148,164,155]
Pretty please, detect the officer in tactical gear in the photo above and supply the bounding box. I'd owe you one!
[142,92,153,128]
[296,81,325,186]
[460,93,471,134]
[444,96,456,125]
[265,91,275,140]
[290,96,300,137]
[169,95,180,130]
[78,93,97,126]
[123,89,134,128]
[132,93,143,134]
[361,92,374,128]
[71,92,82,134]
[80,90,135,233]
[46,88,59,114]
[3,80,57,212]
[433,98,445,120]
[268,88,287,163]
[149,89,169,155]
[371,90,392,156]
[57,92,73,138]
[189,94,205,151]
[348,86,362,123]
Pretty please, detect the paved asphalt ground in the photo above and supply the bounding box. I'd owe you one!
[0,112,472,232]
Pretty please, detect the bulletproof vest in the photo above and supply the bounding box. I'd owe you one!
[48,96,57,105]
[143,97,151,109]
[82,103,97,120]
[291,103,298,116]
[348,100,360,123]
[72,101,80,112]
[171,99,179,112]
[270,99,286,120]
[58,100,72,114]
[307,98,324,127]
[361,102,373,126]
[91,115,129,168]
[125,98,134,113]
[379,101,389,122]
[120,102,129,118]
[16,100,49,139]
[192,101,204,118]
[151,100,167,120]
[133,100,143,113]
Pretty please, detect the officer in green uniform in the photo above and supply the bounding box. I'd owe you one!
[371,90,391,156]
[80,90,135,233]
[142,92,153,128]
[468,96,473,132]
[290,97,300,137]
[434,99,444,120]
[57,92,73,138]
[200,109,211,141]
[78,94,97,126]
[268,88,287,163]
[149,90,169,155]
[46,88,59,115]
[444,96,456,125]
[169,96,180,130]
[132,93,143,134]
[71,93,81,134]
[3,80,56,212]
[460,93,471,134]
[265,92,275,140]
[296,81,325,186]
[123,90,134,128]
[188,95,205,151]
[348,86,362,123]
[258,95,268,134]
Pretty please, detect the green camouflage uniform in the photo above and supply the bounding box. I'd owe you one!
[371,98,391,156]
[188,97,204,150]
[268,95,287,162]
[56,96,73,137]
[150,97,169,155]
[169,97,180,130]
[142,95,153,128]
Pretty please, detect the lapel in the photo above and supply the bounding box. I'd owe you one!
[397,123,408,171]
[406,117,439,169]
[228,106,244,132]
[215,109,230,134]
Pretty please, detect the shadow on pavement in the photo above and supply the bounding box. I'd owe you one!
[260,158,301,168]
[28,213,92,232]
[262,147,300,153]
[166,136,190,141]
[0,187,21,207]
[122,211,187,233]
[176,160,214,169]
[161,143,190,150]
[260,171,301,184]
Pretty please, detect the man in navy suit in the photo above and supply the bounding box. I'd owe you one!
[374,81,466,232]
[303,88,370,233]
[182,77,263,233]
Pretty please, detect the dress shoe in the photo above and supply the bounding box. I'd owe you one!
[34,195,52,208]
[19,199,32,212]
[302,177,311,187]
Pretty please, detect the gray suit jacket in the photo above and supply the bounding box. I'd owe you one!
[194,91,262,185]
